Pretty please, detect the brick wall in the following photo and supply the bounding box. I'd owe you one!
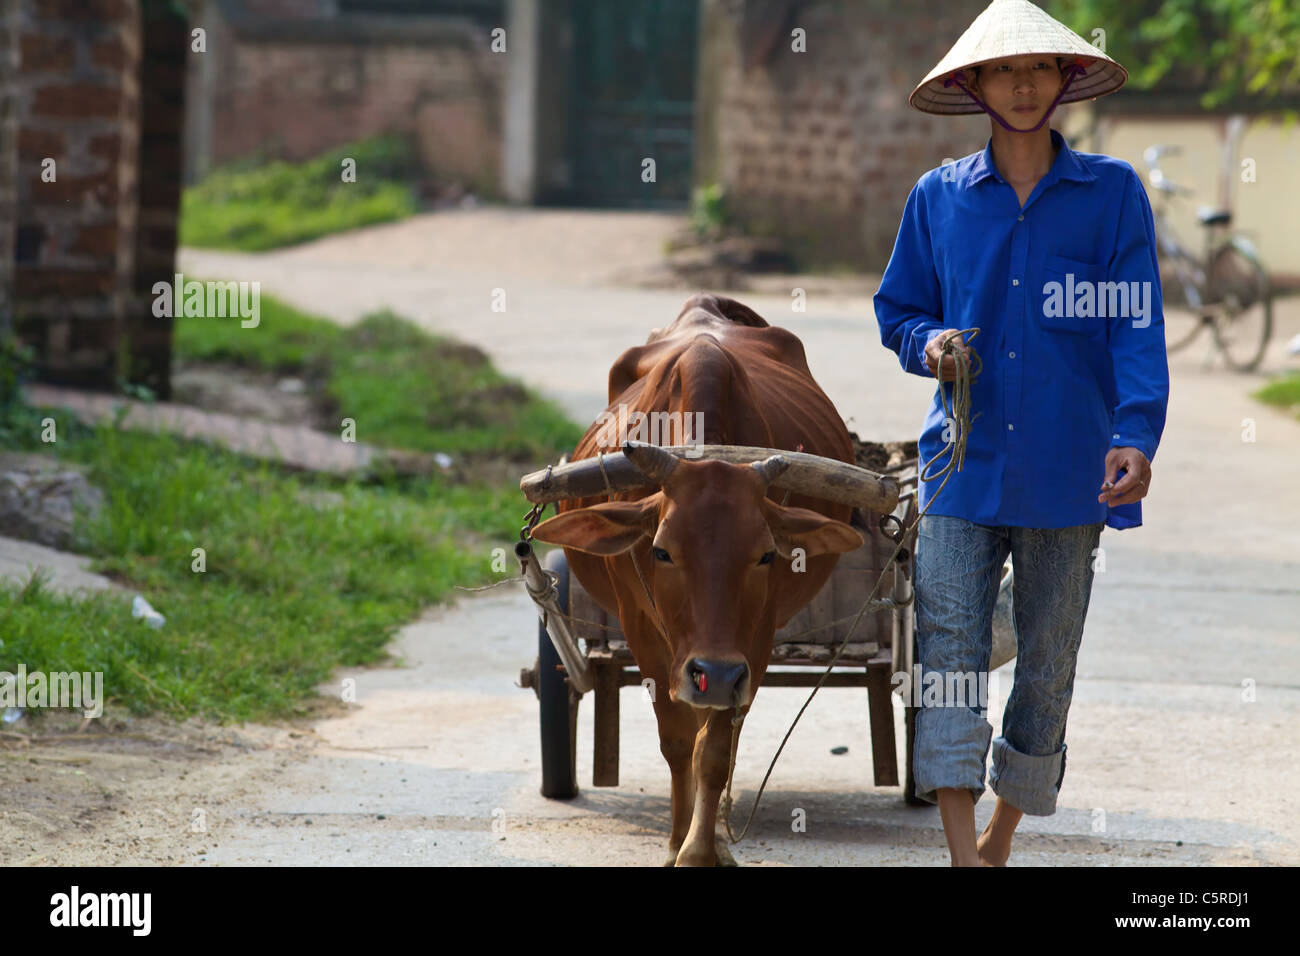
[187,5,503,195]
[129,0,187,399]
[9,0,185,396]
[0,0,16,346]
[697,0,995,271]
[13,0,143,391]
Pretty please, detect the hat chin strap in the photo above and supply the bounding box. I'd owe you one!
[943,60,1087,133]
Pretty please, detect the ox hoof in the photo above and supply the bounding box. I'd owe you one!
[673,842,736,867]
[714,837,739,867]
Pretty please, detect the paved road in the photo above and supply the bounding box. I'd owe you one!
[179,211,1300,865]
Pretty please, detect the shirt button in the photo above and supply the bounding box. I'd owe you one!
[1113,433,1121,439]
[1008,423,1015,431]
[1012,278,1020,286]
[1017,214,1024,221]
[1008,351,1016,358]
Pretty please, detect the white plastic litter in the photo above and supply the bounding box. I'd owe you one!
[131,595,166,629]
[0,646,18,723]
[434,453,454,470]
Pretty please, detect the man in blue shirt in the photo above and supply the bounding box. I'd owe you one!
[874,0,1169,866]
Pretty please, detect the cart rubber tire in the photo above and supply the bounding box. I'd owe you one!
[903,625,928,806]
[903,705,927,806]
[538,548,580,799]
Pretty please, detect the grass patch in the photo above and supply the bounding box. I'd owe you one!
[173,294,584,460]
[1254,372,1300,420]
[179,135,422,252]
[172,292,338,370]
[0,303,581,724]
[0,424,520,722]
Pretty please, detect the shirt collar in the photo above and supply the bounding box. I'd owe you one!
[965,128,1095,189]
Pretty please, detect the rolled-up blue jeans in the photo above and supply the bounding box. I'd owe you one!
[912,513,1104,815]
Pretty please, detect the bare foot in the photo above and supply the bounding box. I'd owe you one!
[977,833,1009,867]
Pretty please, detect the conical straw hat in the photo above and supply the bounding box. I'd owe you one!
[910,0,1128,115]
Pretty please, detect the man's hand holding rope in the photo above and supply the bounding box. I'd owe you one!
[924,328,977,381]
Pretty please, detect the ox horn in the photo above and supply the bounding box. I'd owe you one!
[750,454,790,487]
[621,440,680,482]
[520,442,900,514]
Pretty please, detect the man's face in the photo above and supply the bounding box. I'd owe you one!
[968,54,1067,130]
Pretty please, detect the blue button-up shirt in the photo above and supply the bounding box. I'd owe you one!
[874,128,1169,531]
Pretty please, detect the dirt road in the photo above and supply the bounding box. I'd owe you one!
[4,208,1297,866]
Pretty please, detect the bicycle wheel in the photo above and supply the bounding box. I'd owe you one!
[1158,251,1207,353]
[1208,243,1272,372]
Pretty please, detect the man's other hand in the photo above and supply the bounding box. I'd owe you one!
[1099,446,1151,506]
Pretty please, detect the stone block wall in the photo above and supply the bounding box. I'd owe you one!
[696,0,997,271]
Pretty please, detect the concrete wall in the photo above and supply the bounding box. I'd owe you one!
[1096,115,1300,281]
[526,0,572,205]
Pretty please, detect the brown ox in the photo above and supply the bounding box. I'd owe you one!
[530,293,865,866]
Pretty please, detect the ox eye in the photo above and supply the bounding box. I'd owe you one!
[758,550,775,566]
[653,546,673,563]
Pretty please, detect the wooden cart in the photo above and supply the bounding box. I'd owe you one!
[518,438,944,806]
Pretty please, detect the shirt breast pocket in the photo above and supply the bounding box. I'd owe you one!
[1039,254,1108,337]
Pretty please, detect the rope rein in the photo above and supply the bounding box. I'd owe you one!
[717,327,980,845]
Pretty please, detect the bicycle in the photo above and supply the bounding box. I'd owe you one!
[1142,144,1273,372]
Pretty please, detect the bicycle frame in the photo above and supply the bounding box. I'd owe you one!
[1143,143,1274,370]
[1150,202,1208,312]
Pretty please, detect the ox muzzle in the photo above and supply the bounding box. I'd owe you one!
[677,657,751,710]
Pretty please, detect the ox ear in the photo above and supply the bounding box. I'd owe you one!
[530,496,660,556]
[759,499,864,559]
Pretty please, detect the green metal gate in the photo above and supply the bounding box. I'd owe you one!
[567,0,700,208]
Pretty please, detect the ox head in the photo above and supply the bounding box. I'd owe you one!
[529,443,864,711]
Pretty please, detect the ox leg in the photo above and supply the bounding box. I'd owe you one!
[675,710,742,867]
[653,697,698,866]
[622,618,697,865]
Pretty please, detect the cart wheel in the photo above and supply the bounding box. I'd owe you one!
[903,704,926,806]
[538,548,580,799]
[903,624,928,806]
